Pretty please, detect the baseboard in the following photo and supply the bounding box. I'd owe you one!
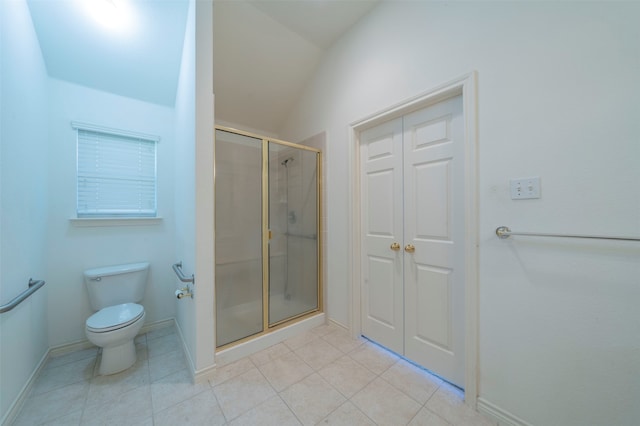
[49,339,96,357]
[173,318,201,383]
[477,397,533,426]
[182,314,329,384]
[328,317,347,330]
[193,362,218,384]
[1,349,50,426]
[1,318,177,426]
[140,318,175,336]
[48,317,176,357]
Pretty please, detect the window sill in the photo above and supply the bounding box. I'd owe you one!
[70,217,163,227]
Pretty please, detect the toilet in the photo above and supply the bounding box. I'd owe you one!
[84,262,149,375]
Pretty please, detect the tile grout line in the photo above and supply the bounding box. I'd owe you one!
[258,345,315,392]
[20,324,482,426]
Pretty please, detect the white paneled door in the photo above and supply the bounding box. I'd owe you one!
[361,95,465,388]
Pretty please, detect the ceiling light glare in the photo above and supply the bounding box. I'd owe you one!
[83,0,132,33]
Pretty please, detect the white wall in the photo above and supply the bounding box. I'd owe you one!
[174,0,197,370]
[0,0,201,418]
[0,0,50,421]
[45,79,177,347]
[175,0,215,377]
[279,2,640,425]
[193,0,216,374]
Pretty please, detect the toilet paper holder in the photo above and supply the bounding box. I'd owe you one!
[175,287,193,299]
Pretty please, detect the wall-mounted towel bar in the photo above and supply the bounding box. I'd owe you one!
[0,279,46,314]
[172,261,195,284]
[496,226,640,242]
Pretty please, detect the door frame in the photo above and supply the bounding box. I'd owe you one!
[348,72,479,406]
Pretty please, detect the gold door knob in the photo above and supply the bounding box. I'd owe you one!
[404,244,415,253]
[390,242,401,251]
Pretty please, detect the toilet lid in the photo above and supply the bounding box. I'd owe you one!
[86,303,144,332]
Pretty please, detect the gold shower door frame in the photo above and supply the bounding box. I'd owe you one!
[214,125,323,350]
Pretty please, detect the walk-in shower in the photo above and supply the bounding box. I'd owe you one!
[214,127,321,348]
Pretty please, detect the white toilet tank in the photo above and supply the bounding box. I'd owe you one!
[84,262,150,311]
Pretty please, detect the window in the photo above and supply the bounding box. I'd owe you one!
[73,122,158,218]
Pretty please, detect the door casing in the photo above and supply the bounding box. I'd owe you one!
[348,72,479,406]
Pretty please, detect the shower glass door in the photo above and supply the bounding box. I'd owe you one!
[215,125,321,349]
[215,129,263,347]
[268,142,319,325]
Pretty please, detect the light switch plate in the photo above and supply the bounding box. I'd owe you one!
[510,177,540,200]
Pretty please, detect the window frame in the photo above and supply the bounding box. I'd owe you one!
[72,121,160,220]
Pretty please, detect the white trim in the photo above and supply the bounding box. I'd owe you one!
[48,339,96,357]
[1,318,177,425]
[48,318,176,356]
[477,398,533,426]
[0,349,49,426]
[214,313,325,368]
[174,317,199,383]
[328,317,347,331]
[348,72,479,406]
[140,318,176,336]
[71,121,161,142]
[69,217,163,227]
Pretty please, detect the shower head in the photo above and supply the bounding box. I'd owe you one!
[281,157,294,166]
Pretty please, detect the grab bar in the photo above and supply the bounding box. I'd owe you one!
[172,262,194,284]
[496,226,640,242]
[0,279,46,314]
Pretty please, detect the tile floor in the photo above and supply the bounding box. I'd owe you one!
[12,323,497,426]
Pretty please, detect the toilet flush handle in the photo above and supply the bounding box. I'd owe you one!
[90,277,102,281]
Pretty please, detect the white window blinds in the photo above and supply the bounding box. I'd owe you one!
[76,125,157,218]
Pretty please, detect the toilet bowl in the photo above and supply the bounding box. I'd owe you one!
[83,262,149,375]
[85,303,146,375]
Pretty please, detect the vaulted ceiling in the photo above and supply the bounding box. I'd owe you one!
[214,1,380,134]
[27,0,190,106]
[26,0,379,134]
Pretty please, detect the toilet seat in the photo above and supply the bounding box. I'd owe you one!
[86,303,144,333]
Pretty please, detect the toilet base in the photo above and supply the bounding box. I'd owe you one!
[98,339,137,375]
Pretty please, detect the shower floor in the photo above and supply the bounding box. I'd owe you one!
[217,293,317,347]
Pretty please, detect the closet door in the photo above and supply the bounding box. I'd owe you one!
[360,118,404,354]
[403,95,465,387]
